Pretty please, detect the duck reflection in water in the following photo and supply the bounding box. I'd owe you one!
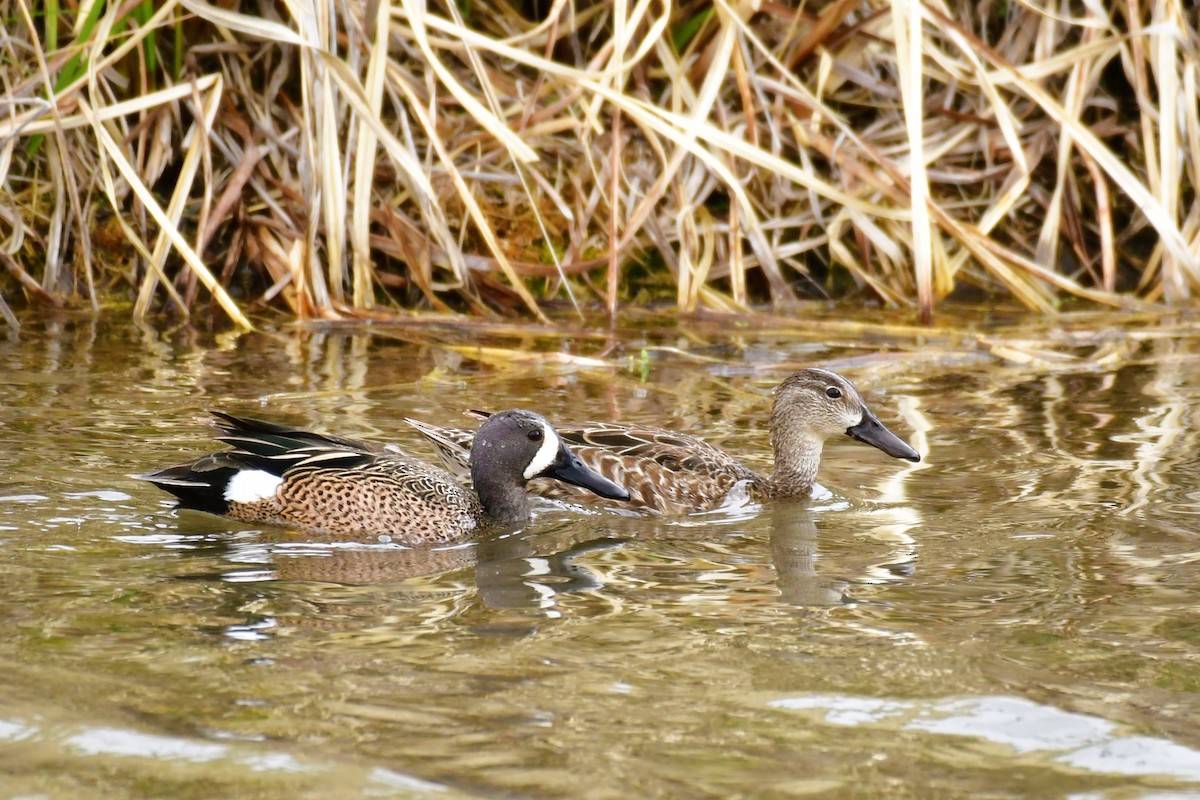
[209,498,922,618]
[767,501,920,607]
[218,522,627,615]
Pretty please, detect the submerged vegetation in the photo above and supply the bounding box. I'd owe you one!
[0,0,1197,330]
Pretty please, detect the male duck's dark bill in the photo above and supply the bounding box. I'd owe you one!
[548,445,631,500]
[846,411,921,462]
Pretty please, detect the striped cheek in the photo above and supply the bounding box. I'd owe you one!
[224,469,283,503]
[522,422,561,480]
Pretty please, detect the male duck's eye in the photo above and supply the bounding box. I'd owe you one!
[527,429,543,442]
[826,386,842,399]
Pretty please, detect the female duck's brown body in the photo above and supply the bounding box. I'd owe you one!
[409,369,921,515]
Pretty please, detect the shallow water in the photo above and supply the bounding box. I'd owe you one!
[3,311,1200,797]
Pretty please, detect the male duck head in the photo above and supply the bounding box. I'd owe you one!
[469,409,630,521]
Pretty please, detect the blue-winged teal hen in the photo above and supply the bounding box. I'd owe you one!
[408,368,920,515]
[137,409,629,544]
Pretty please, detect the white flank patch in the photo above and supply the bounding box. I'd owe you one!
[523,420,561,479]
[224,470,283,503]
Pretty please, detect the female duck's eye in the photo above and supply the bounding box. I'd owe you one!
[826,386,842,399]
[527,429,543,442]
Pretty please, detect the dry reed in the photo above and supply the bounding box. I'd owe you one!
[0,0,1197,331]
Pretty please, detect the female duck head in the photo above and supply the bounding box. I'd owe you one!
[772,368,919,461]
[767,369,920,495]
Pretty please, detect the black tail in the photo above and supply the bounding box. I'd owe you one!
[136,412,306,515]
[134,459,237,516]
[139,411,388,517]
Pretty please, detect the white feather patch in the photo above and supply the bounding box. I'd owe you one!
[523,420,561,479]
[224,469,283,503]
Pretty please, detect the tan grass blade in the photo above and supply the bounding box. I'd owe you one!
[81,96,250,328]
[385,64,547,319]
[349,0,392,309]
[447,0,583,313]
[1078,147,1116,292]
[930,4,1028,176]
[607,106,623,317]
[181,0,469,294]
[15,0,96,308]
[397,0,537,164]
[1153,1,1184,300]
[0,0,185,142]
[424,13,910,220]
[945,7,1200,291]
[135,76,224,318]
[891,0,933,321]
[43,139,65,296]
[0,285,17,332]
[1033,16,1112,289]
[318,62,347,308]
[0,76,221,139]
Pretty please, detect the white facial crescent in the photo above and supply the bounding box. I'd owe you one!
[523,420,561,480]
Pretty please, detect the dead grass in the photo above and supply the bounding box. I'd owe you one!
[0,0,1197,331]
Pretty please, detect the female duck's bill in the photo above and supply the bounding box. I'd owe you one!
[135,409,629,544]
[844,409,920,462]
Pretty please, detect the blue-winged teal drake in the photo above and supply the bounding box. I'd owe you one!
[408,368,920,515]
[137,409,629,544]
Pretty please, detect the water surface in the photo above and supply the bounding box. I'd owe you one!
[2,311,1200,797]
